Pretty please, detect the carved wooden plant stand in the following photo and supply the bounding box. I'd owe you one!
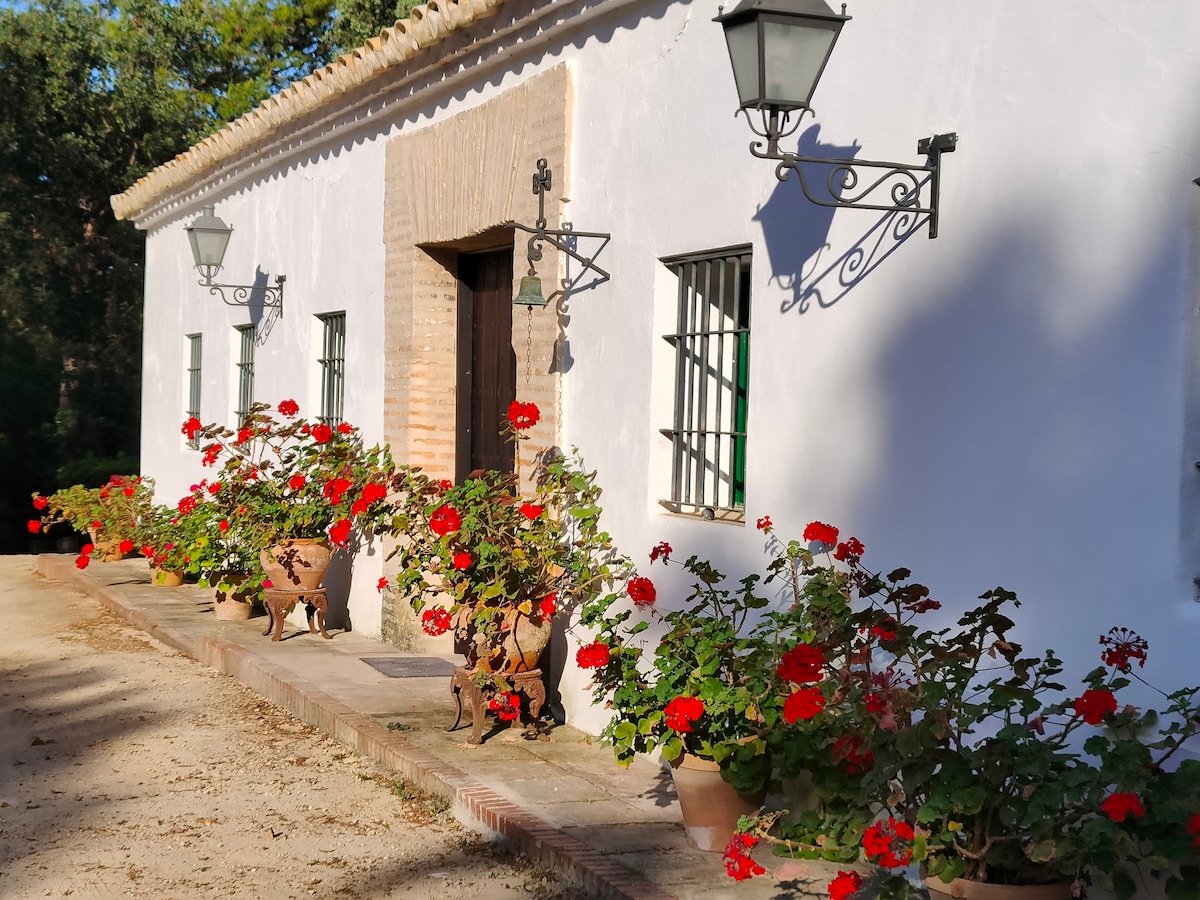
[447,666,546,745]
[262,588,330,642]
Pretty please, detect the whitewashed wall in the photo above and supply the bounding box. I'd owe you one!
[140,140,389,633]
[137,0,1200,728]
[558,0,1200,733]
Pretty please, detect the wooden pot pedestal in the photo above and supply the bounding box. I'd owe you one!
[262,588,331,642]
[448,666,546,745]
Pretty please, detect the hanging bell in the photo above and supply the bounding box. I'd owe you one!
[513,273,548,308]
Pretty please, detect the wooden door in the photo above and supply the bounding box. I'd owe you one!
[456,248,515,480]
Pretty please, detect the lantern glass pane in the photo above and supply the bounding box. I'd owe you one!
[188,227,231,269]
[723,21,761,106]
[762,19,836,107]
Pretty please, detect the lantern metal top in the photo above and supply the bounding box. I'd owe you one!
[714,0,849,29]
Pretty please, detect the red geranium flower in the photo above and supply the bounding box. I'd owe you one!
[289,474,307,491]
[123,486,135,498]
[421,607,453,636]
[803,521,839,545]
[452,552,472,570]
[337,422,352,434]
[488,692,522,722]
[539,593,557,618]
[218,520,230,532]
[181,417,202,439]
[755,515,772,531]
[75,543,94,569]
[140,545,154,558]
[834,537,865,561]
[27,520,41,533]
[360,482,388,504]
[90,520,102,530]
[506,400,540,430]
[1074,688,1118,725]
[277,399,299,417]
[376,577,389,592]
[324,477,353,504]
[782,687,826,723]
[207,481,222,494]
[328,518,353,547]
[519,502,544,519]
[178,497,197,515]
[32,496,48,510]
[832,734,874,773]
[722,834,765,881]
[576,641,611,669]
[235,427,254,444]
[627,576,656,606]
[664,696,705,732]
[862,817,914,868]
[828,871,864,900]
[310,423,333,443]
[649,541,672,564]
[119,540,133,555]
[778,643,826,683]
[871,619,897,641]
[430,505,461,536]
[1101,792,1146,822]
[1099,627,1149,672]
[1187,811,1200,849]
[437,479,453,491]
[201,445,221,467]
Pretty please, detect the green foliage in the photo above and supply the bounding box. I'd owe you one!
[0,0,346,552]
[387,409,633,697]
[172,400,396,590]
[325,0,422,55]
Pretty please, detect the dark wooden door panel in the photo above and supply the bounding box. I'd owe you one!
[456,248,515,480]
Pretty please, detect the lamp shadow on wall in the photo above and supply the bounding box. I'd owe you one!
[753,124,924,315]
[247,266,281,343]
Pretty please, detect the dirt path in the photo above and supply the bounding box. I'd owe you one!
[0,557,566,899]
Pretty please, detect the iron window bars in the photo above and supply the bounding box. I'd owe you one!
[317,313,346,426]
[234,324,255,424]
[186,334,203,447]
[661,247,752,518]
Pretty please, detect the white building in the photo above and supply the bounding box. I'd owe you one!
[113,0,1200,732]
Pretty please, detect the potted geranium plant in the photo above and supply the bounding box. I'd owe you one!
[179,400,396,602]
[708,521,1200,900]
[30,475,153,563]
[387,399,629,739]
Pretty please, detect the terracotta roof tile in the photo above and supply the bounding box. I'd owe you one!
[110,0,507,222]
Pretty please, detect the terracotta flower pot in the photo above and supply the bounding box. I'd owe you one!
[669,754,765,852]
[151,567,184,587]
[260,538,332,591]
[212,573,258,619]
[87,527,128,562]
[924,878,1073,900]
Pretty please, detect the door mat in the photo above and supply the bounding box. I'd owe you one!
[361,656,457,678]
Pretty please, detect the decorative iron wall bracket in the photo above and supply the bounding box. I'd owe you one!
[747,108,957,238]
[507,159,612,306]
[199,273,285,315]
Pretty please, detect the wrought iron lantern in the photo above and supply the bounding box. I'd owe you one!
[184,205,285,313]
[715,0,957,238]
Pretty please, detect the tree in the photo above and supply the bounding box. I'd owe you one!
[0,0,341,551]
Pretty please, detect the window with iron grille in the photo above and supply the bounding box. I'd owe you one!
[317,312,346,425]
[185,333,203,447]
[234,325,255,424]
[661,247,751,517]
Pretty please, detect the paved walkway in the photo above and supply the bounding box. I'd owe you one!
[35,555,861,900]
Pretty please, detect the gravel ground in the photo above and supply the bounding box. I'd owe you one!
[0,557,567,900]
